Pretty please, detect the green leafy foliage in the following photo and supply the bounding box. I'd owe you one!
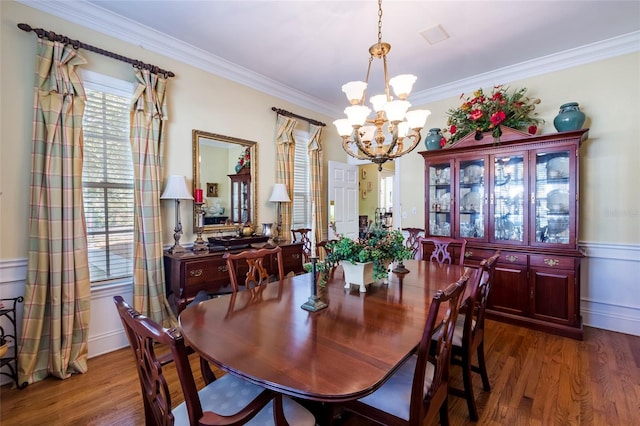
[325,225,412,280]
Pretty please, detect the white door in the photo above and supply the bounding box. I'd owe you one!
[328,161,359,240]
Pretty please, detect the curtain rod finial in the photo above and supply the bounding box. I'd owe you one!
[18,23,33,32]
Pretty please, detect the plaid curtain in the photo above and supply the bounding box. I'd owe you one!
[275,115,297,237]
[18,39,91,384]
[130,69,175,327]
[308,124,325,241]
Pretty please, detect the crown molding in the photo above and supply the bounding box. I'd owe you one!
[411,31,640,106]
[18,1,640,117]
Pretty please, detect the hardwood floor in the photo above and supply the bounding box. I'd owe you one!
[1,321,639,425]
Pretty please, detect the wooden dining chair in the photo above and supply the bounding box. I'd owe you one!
[418,236,468,265]
[337,268,472,426]
[113,296,315,425]
[291,228,312,262]
[223,246,284,292]
[402,227,424,259]
[448,251,500,421]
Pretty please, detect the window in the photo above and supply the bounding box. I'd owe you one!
[81,71,134,286]
[291,130,310,228]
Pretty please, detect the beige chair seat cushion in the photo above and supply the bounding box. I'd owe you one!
[356,354,435,421]
[173,373,315,425]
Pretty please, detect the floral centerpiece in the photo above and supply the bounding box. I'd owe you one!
[325,224,412,280]
[444,85,543,144]
[235,147,251,172]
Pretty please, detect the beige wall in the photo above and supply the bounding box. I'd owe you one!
[0,1,343,260]
[399,53,640,245]
[2,0,638,266]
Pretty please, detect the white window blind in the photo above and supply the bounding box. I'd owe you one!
[291,130,310,228]
[82,72,134,286]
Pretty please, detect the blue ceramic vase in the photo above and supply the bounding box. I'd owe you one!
[424,128,443,150]
[553,102,586,132]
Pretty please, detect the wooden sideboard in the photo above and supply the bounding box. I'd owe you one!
[164,241,305,313]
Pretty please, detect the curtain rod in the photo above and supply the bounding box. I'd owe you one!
[271,107,326,127]
[17,23,175,78]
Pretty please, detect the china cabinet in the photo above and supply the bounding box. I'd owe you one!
[228,168,251,223]
[420,127,588,339]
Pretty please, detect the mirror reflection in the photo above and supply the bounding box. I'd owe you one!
[192,130,257,233]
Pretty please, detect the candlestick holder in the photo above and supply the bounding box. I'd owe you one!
[193,202,208,252]
[301,257,328,312]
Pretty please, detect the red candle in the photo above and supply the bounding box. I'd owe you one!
[194,188,203,203]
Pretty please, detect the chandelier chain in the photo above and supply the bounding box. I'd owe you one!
[377,0,383,45]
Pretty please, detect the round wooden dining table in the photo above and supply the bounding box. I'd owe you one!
[179,259,476,403]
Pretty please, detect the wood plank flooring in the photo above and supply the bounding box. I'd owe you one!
[1,320,639,425]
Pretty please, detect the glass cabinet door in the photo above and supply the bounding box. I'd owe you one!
[457,157,485,240]
[240,181,249,223]
[428,162,452,236]
[533,148,574,245]
[492,154,525,243]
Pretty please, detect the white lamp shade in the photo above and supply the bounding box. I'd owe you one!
[269,183,291,203]
[161,175,193,200]
[389,74,417,99]
[383,100,411,123]
[333,118,353,137]
[397,121,410,138]
[342,81,367,104]
[405,109,431,129]
[359,125,376,142]
[345,105,371,127]
[369,94,390,112]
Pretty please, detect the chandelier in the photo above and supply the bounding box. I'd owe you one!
[333,0,431,171]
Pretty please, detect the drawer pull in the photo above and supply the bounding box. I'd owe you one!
[544,258,560,267]
[218,265,228,272]
[292,254,301,260]
[506,255,519,263]
[464,251,473,258]
[189,269,203,277]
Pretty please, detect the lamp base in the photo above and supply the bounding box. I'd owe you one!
[192,242,208,252]
[301,295,328,312]
[392,261,410,274]
[167,244,186,254]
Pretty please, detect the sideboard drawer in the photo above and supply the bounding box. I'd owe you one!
[280,243,305,275]
[497,252,528,266]
[530,254,575,269]
[184,259,228,286]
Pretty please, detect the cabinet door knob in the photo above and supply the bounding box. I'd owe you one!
[189,269,203,277]
[544,258,560,267]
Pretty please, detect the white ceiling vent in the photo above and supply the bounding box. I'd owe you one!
[420,25,449,45]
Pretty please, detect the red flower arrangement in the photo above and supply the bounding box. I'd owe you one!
[444,85,543,144]
[236,147,251,170]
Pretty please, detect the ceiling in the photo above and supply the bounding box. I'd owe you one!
[22,1,640,117]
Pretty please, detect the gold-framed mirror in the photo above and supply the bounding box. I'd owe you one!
[192,130,258,233]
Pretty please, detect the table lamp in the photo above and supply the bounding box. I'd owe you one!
[161,175,193,253]
[269,183,291,242]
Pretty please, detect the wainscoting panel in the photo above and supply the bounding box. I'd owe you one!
[579,242,640,336]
